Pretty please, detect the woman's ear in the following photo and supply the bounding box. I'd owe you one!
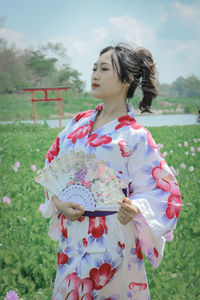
[122,78,134,89]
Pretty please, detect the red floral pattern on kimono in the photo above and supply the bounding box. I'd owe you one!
[88,217,108,239]
[75,110,94,122]
[86,134,112,148]
[118,140,131,157]
[66,121,94,144]
[46,137,60,163]
[53,272,94,300]
[89,262,116,290]
[152,160,182,219]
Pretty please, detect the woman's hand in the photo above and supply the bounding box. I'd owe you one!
[117,197,141,225]
[52,195,85,222]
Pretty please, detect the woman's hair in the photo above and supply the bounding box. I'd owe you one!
[99,42,158,113]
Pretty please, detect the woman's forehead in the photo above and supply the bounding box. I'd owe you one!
[95,50,118,66]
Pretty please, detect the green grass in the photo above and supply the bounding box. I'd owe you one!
[0,123,200,299]
[0,92,200,122]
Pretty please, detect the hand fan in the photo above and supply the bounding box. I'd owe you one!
[34,151,124,211]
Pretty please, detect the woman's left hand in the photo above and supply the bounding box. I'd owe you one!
[117,197,141,225]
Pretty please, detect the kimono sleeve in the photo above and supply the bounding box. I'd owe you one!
[127,129,182,268]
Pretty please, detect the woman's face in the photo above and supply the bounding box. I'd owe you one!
[91,50,129,100]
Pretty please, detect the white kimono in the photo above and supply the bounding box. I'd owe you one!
[42,103,182,299]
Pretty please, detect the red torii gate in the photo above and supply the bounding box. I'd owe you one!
[23,86,70,130]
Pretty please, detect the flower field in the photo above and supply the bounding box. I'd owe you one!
[0,122,200,299]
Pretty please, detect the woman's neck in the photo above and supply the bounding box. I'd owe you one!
[100,99,128,119]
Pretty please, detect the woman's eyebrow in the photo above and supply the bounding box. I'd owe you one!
[93,62,110,66]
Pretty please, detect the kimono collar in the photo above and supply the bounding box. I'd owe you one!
[94,102,135,118]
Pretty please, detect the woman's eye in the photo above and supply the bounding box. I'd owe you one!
[92,68,108,72]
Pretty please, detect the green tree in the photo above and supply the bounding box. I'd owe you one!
[26,50,57,86]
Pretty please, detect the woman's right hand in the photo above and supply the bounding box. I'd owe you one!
[52,195,85,221]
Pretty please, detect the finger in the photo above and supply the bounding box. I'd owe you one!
[118,209,129,219]
[70,212,85,222]
[70,208,84,218]
[124,197,132,205]
[119,203,136,214]
[67,201,84,211]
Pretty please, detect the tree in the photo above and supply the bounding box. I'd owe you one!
[26,50,57,86]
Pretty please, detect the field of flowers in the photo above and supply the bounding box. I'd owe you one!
[0,122,200,299]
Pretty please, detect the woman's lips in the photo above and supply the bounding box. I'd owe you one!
[92,84,100,89]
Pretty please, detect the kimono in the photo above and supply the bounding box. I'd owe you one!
[42,103,182,300]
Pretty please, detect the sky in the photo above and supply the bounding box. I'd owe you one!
[0,0,200,91]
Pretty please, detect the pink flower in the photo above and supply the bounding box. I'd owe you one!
[37,169,42,174]
[31,165,36,171]
[184,141,188,147]
[178,143,182,147]
[2,196,11,204]
[39,203,44,213]
[192,153,195,156]
[189,166,194,172]
[164,231,174,242]
[5,290,19,300]
[193,138,197,143]
[12,166,18,172]
[162,151,167,157]
[170,166,179,176]
[15,161,20,168]
[180,163,186,169]
[157,143,164,149]
[170,166,175,173]
[81,180,92,188]
[197,147,200,152]
[190,147,195,152]
[185,152,189,155]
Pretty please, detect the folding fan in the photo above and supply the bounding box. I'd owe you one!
[34,151,124,211]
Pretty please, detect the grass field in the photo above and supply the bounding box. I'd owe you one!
[0,122,200,299]
[0,92,200,121]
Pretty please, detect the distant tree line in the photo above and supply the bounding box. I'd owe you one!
[0,39,85,94]
[159,75,200,98]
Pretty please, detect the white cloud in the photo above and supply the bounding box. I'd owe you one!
[109,15,156,47]
[0,27,25,48]
[52,36,92,57]
[171,0,200,30]
[93,27,108,44]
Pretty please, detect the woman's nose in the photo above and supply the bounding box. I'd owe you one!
[92,70,100,80]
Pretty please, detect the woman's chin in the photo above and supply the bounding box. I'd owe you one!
[91,89,102,99]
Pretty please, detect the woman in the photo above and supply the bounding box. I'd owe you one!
[43,43,182,299]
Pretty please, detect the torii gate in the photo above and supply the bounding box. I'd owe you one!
[23,86,70,129]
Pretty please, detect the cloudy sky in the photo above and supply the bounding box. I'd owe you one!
[1,0,200,91]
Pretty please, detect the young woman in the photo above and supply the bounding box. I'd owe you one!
[43,43,182,299]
